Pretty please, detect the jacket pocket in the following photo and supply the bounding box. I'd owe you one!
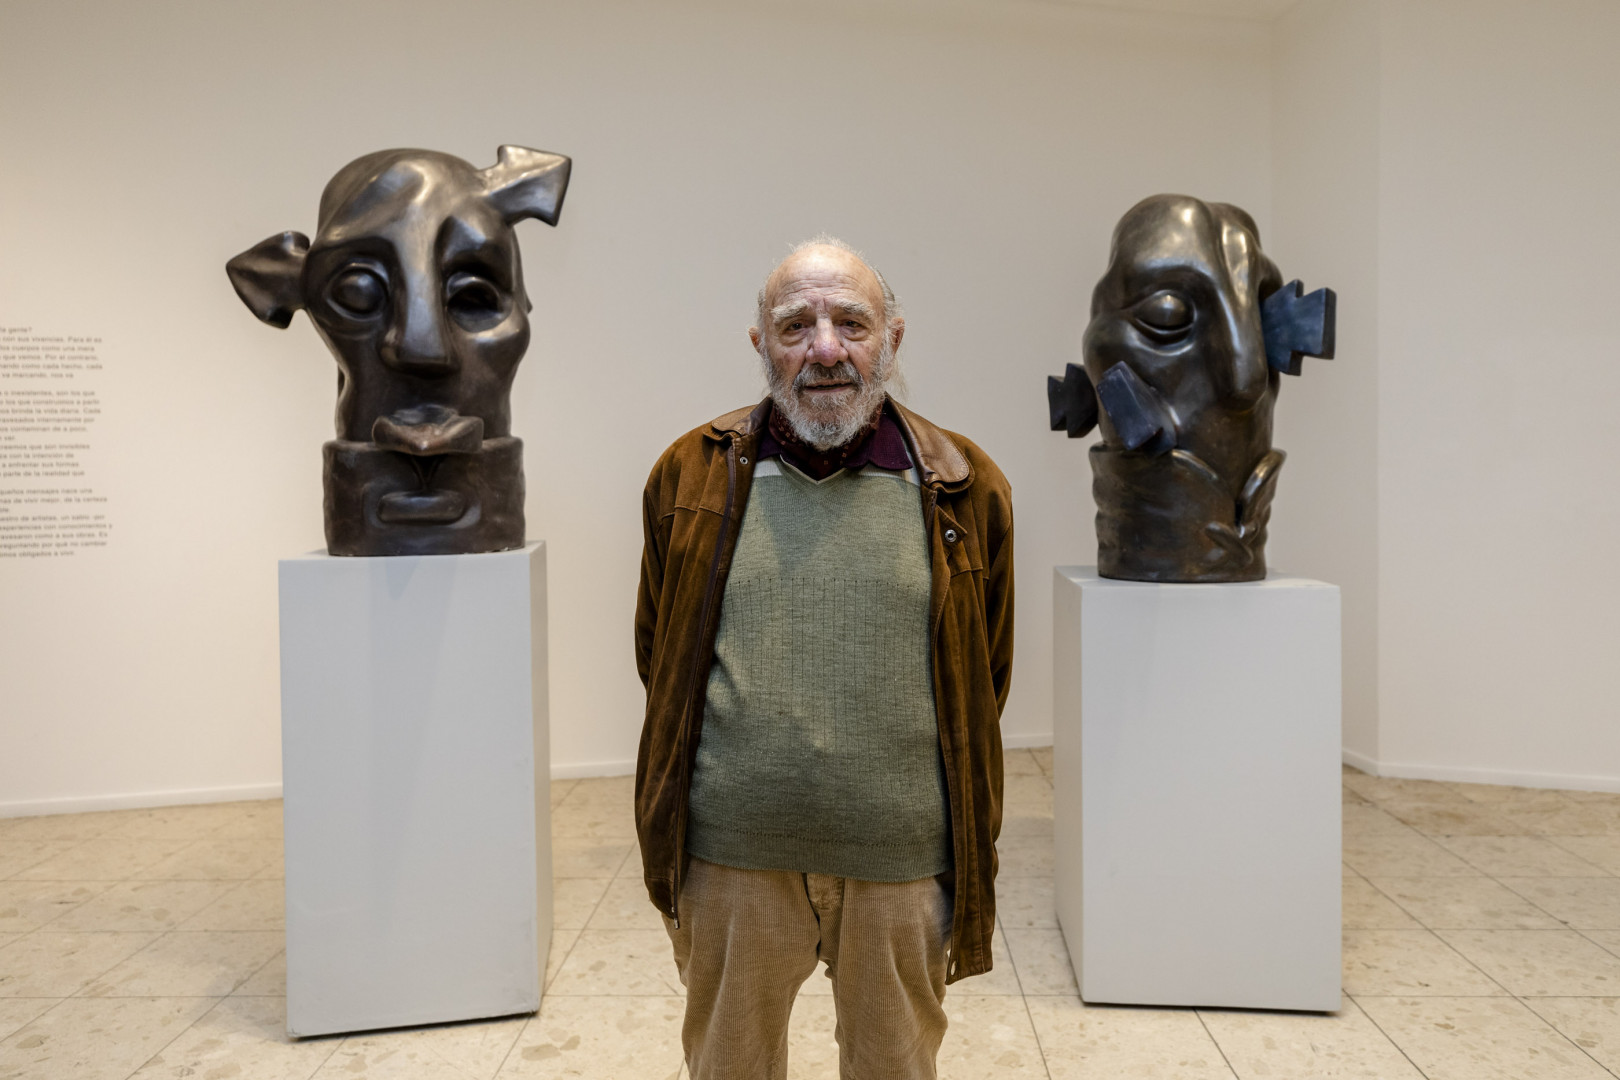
[936,511,984,575]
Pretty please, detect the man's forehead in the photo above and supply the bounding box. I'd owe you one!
[766,248,883,308]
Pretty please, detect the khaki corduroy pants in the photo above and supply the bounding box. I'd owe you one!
[663,857,953,1080]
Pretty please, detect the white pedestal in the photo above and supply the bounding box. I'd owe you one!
[1052,566,1341,1011]
[278,544,550,1037]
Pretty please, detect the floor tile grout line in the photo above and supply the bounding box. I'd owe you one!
[173,876,259,932]
[0,995,74,1048]
[1574,926,1620,962]
[117,994,233,1080]
[1342,923,1516,1000]
[995,913,1056,1080]
[1514,995,1620,1080]
[490,1012,539,1079]
[541,843,641,992]
[0,836,94,881]
[229,944,286,999]
[20,880,141,934]
[1191,1009,1241,1079]
[298,1027,345,1080]
[1546,835,1620,875]
[1360,865,1586,934]
[574,859,620,935]
[1344,991,1435,1080]
[1359,873,1433,927]
[1490,873,1608,930]
[1436,837,1613,881]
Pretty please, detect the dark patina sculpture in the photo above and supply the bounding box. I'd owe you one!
[227,145,571,556]
[1049,194,1335,582]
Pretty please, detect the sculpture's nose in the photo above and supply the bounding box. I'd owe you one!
[1210,297,1269,405]
[1208,223,1269,406]
[379,285,456,377]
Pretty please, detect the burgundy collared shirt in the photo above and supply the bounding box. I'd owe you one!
[758,400,912,480]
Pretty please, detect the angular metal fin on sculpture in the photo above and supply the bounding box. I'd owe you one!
[1096,363,1176,454]
[1047,363,1099,438]
[1261,280,1337,376]
[481,146,572,227]
[226,231,310,329]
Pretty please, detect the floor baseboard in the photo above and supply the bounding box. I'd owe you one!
[0,782,286,819]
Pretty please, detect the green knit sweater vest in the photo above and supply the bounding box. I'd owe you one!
[686,457,950,882]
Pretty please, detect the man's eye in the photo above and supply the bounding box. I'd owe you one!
[785,321,806,331]
[327,268,386,318]
[1133,290,1193,337]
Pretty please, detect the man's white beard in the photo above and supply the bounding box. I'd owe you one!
[765,336,896,451]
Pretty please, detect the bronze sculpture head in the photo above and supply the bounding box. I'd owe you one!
[1049,194,1335,582]
[227,145,571,556]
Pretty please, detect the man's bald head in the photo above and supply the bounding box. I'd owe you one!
[756,236,899,336]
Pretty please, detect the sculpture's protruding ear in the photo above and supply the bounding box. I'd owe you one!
[226,231,310,329]
[1261,280,1337,376]
[1047,363,1099,439]
[481,145,571,226]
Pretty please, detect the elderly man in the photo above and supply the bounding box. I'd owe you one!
[634,237,1014,1080]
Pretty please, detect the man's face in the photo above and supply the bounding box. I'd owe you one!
[750,245,903,448]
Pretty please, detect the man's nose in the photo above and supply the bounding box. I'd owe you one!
[806,317,846,365]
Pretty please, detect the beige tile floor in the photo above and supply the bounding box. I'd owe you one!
[10,757,1620,1077]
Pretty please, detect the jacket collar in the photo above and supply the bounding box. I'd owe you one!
[708,397,971,489]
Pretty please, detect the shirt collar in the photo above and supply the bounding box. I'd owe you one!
[758,398,912,480]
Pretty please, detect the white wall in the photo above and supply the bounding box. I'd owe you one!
[1375,0,1620,787]
[0,0,1274,811]
[1268,0,1382,767]
[1272,0,1620,789]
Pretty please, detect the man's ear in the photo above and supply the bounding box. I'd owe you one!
[226,231,310,329]
[481,145,571,227]
[888,316,906,354]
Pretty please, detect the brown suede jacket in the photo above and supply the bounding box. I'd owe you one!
[633,397,1015,983]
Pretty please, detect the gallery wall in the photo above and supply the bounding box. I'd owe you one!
[1267,0,1382,766]
[6,0,1613,813]
[1374,0,1620,786]
[0,0,1276,811]
[1269,0,1620,789]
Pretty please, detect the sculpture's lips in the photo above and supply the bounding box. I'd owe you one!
[372,406,484,456]
[377,489,468,525]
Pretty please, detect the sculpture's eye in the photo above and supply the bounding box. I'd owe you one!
[327,268,386,319]
[1133,291,1193,338]
[446,272,507,330]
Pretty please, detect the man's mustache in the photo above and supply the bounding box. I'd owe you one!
[795,361,863,390]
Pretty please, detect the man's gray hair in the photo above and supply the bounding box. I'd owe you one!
[754,233,903,337]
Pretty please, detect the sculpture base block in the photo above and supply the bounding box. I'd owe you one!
[322,436,525,557]
[1052,566,1340,1011]
[278,544,550,1037]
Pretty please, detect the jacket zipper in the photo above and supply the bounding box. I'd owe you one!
[669,436,739,927]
